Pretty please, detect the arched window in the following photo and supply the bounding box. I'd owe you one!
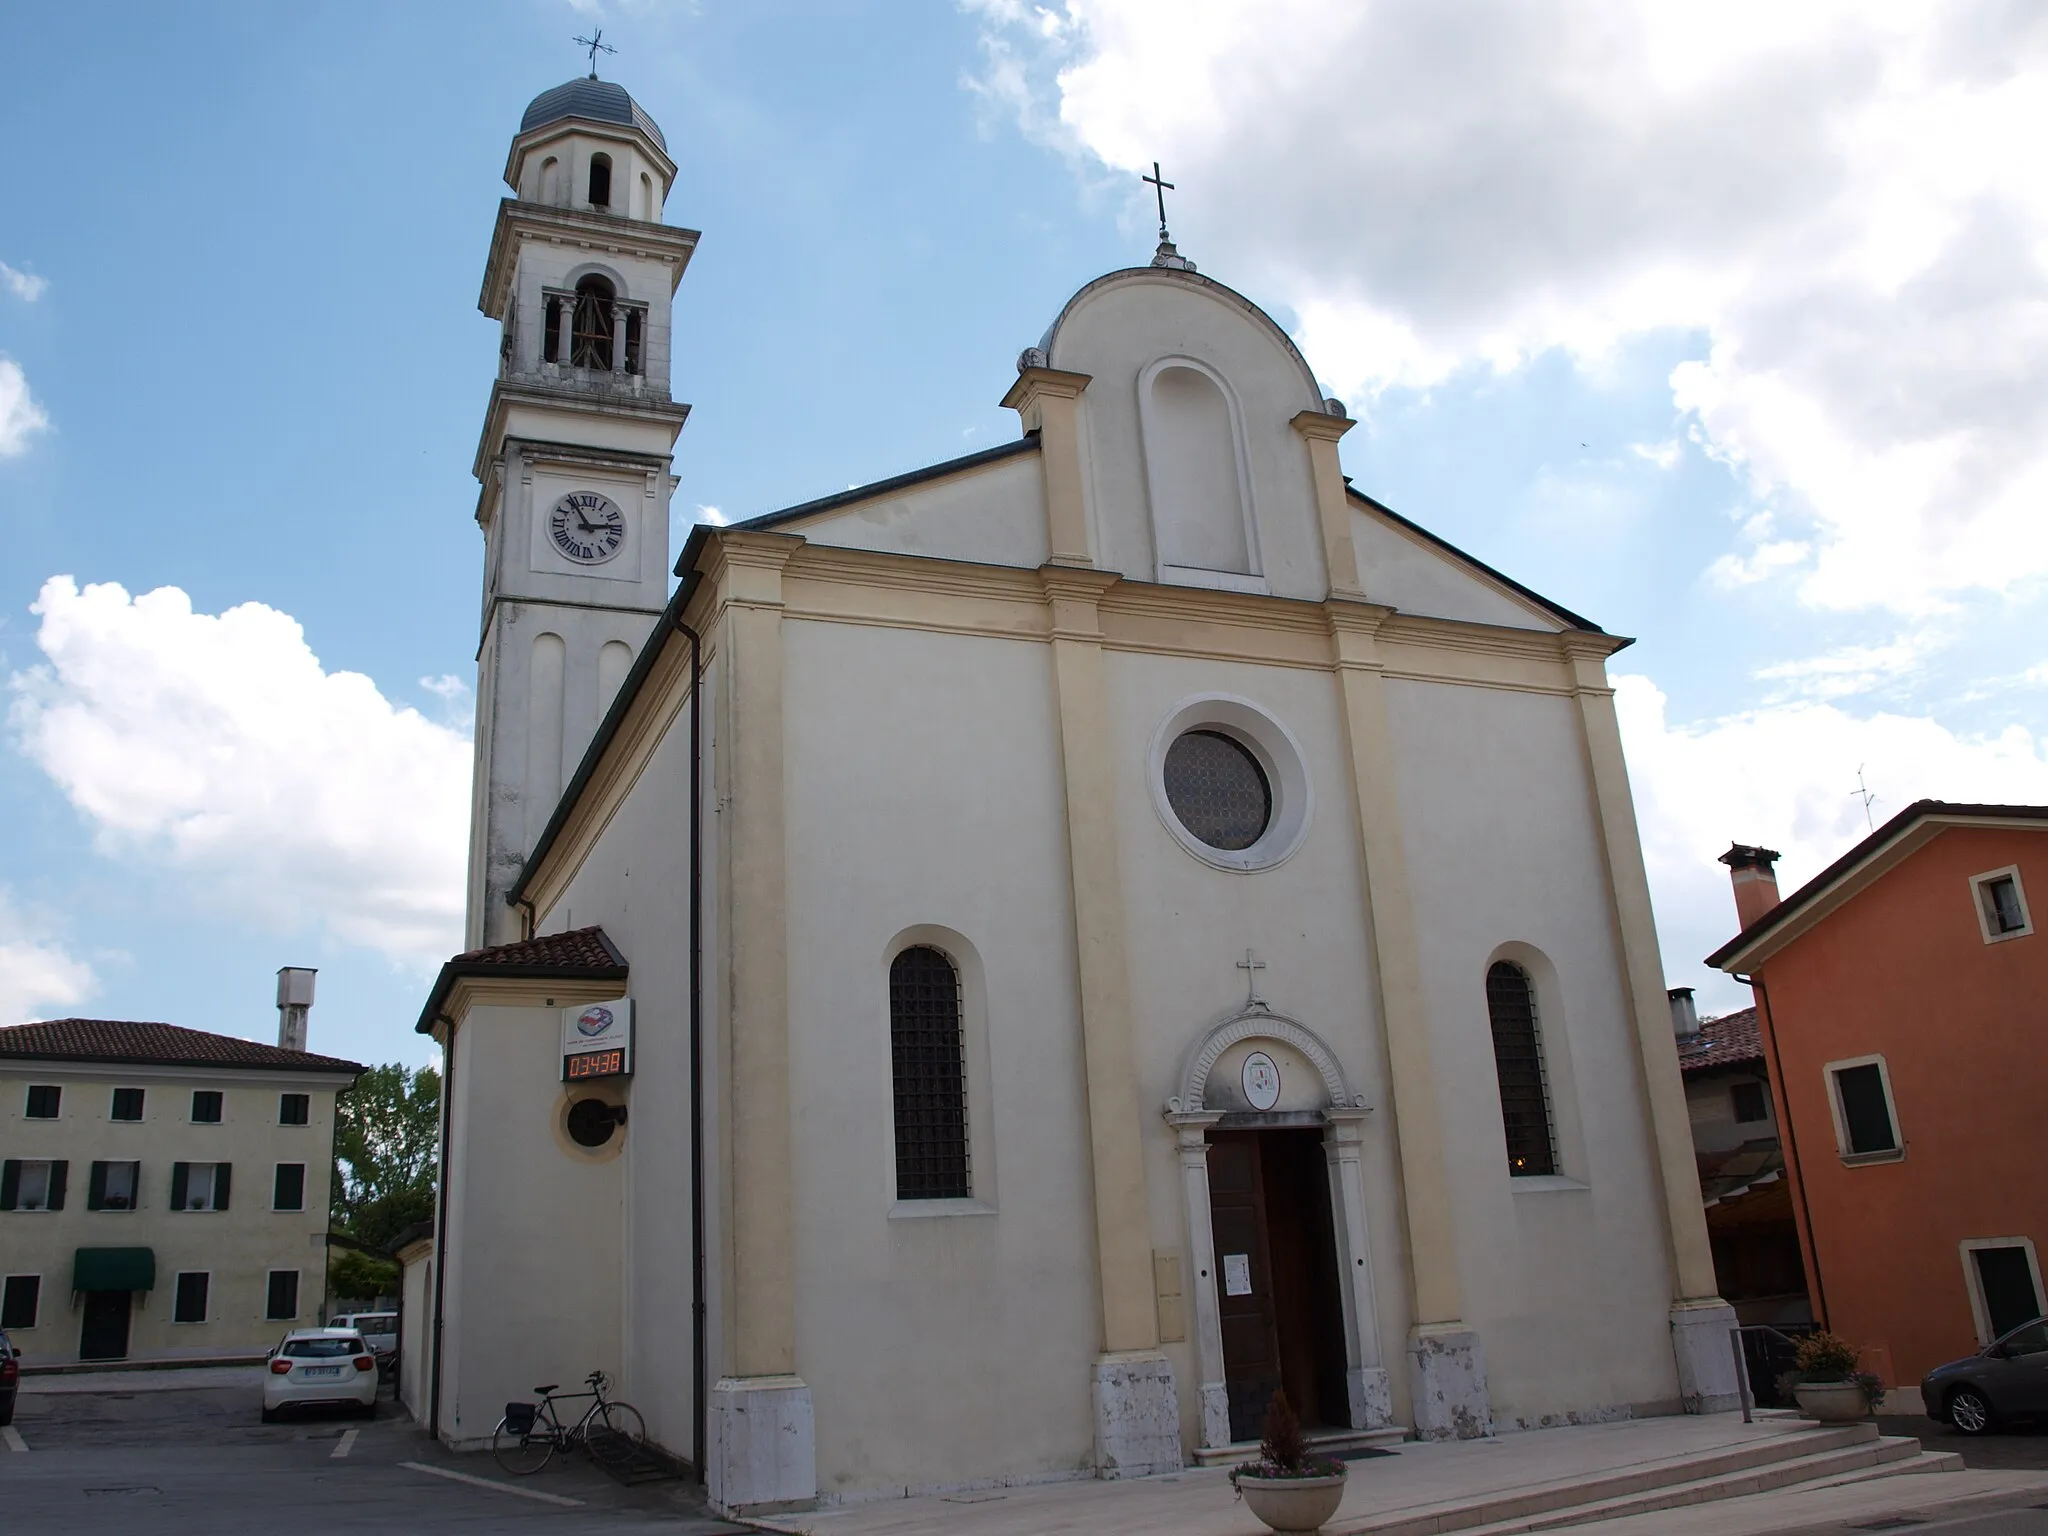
[571,276,615,370]
[889,945,970,1200]
[588,153,612,208]
[1485,961,1556,1177]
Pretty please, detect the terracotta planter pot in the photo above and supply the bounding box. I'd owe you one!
[1235,1471,1348,1533]
[1793,1380,1870,1423]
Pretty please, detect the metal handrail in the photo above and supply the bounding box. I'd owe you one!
[1729,1323,1809,1423]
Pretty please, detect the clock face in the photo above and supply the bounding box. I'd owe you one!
[548,491,627,565]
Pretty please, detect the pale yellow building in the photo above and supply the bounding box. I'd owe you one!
[0,1003,362,1366]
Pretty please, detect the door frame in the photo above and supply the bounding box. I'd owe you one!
[79,1288,133,1361]
[1961,1237,2046,1345]
[1165,1010,1390,1447]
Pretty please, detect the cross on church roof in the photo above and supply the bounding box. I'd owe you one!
[1142,161,1175,242]
[574,28,616,79]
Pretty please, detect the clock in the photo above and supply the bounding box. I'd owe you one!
[548,491,627,564]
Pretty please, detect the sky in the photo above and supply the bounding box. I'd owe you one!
[3,1,2046,1068]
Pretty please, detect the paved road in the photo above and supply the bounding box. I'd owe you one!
[1727,1492,2048,1536]
[1882,1416,2048,1473]
[3,1375,741,1536]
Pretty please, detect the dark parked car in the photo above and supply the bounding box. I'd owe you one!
[1923,1316,2048,1434]
[0,1327,18,1426]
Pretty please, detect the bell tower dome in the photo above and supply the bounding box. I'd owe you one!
[465,74,700,948]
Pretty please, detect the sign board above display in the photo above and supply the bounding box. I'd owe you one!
[561,998,633,1082]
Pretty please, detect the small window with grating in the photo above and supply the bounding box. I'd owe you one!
[1979,874,2029,937]
[1485,961,1557,1177]
[889,945,970,1200]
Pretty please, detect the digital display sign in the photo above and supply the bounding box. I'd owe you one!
[565,1048,626,1081]
[560,999,633,1083]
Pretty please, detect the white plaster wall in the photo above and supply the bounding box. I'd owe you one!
[0,1068,344,1365]
[793,452,1049,569]
[1350,508,1561,632]
[541,678,704,1461]
[1381,678,1679,1422]
[439,1002,624,1445]
[1102,650,1414,1429]
[399,1249,431,1422]
[1044,273,1328,598]
[779,619,1102,1497]
[1686,1070,1775,1157]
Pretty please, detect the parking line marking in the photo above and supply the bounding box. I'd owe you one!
[2,1426,25,1452]
[399,1461,584,1506]
[331,1429,358,1459]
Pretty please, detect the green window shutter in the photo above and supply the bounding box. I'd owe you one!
[88,1161,108,1211]
[170,1162,189,1211]
[0,1160,17,1211]
[48,1160,67,1210]
[214,1162,231,1211]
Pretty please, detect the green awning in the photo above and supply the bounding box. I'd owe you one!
[73,1247,155,1292]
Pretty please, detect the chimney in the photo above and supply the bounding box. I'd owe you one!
[276,967,317,1052]
[1719,843,1783,932]
[1667,986,1700,1040]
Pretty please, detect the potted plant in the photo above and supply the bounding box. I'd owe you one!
[1231,1390,1348,1534]
[1790,1331,1885,1422]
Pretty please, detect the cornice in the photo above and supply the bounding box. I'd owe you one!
[434,973,630,1033]
[472,378,690,485]
[1000,366,1093,413]
[479,198,700,319]
[1289,409,1357,443]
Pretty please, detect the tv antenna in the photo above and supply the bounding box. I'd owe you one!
[1851,765,1878,833]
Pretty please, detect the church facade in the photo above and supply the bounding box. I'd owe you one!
[417,75,1739,1516]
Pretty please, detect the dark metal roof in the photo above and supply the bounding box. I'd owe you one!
[0,1019,364,1076]
[414,925,629,1034]
[1705,800,2048,970]
[520,78,666,150]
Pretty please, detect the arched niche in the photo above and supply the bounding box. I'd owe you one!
[1138,356,1261,586]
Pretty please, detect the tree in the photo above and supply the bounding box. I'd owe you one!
[332,1062,441,1252]
[329,1246,400,1303]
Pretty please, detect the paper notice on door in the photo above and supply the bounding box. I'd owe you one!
[1223,1252,1252,1296]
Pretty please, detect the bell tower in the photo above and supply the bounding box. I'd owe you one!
[466,72,699,947]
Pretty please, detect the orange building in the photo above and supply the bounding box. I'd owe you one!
[1707,801,2048,1396]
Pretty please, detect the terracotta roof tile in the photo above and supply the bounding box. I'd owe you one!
[0,1018,365,1076]
[1677,1006,1763,1075]
[448,927,626,971]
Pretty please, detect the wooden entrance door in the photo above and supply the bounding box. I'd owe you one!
[79,1289,131,1360]
[1208,1128,1350,1441]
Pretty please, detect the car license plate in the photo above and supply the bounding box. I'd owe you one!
[302,1365,342,1377]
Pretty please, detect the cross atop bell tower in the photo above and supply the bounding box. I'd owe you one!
[464,77,702,947]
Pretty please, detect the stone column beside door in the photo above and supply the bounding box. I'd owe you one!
[1166,1109,1231,1450]
[1323,1108,1393,1429]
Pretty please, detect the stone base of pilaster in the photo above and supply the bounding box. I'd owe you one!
[1093,1351,1184,1477]
[1348,1365,1394,1430]
[1197,1378,1233,1450]
[1670,1298,1742,1414]
[707,1374,815,1516]
[1408,1325,1492,1440]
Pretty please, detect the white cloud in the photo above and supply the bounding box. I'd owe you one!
[9,578,470,964]
[0,887,96,1027]
[419,673,470,704]
[1616,672,2048,1007]
[0,262,48,303]
[967,2,2048,614]
[0,357,49,456]
[1630,440,1684,471]
[695,504,728,526]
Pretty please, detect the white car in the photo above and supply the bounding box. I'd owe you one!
[262,1329,378,1422]
[329,1312,400,1377]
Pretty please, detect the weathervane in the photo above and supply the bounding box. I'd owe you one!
[574,28,616,79]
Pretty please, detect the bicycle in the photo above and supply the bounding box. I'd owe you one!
[492,1370,648,1475]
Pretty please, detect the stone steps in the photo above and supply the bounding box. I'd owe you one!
[1321,1423,1943,1536]
[1190,1424,1411,1467]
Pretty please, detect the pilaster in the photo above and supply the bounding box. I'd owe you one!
[1559,633,1735,1407]
[1326,599,1491,1437]
[1004,367,1095,567]
[1291,410,1364,599]
[1323,1107,1393,1430]
[1166,1109,1231,1449]
[1041,563,1181,1474]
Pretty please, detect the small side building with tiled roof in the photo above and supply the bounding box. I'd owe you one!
[0,977,363,1367]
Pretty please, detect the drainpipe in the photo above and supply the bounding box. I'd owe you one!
[681,613,707,1481]
[428,1016,456,1438]
[1734,970,1828,1330]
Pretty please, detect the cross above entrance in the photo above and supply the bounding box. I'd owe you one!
[1236,949,1268,1011]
